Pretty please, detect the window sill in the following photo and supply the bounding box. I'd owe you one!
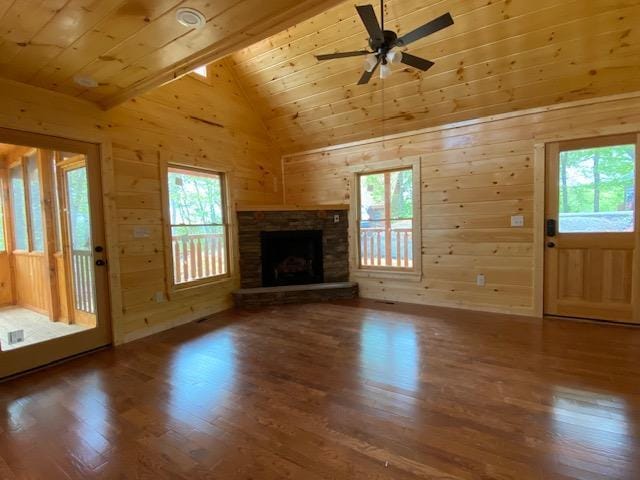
[352,268,422,282]
[168,274,233,299]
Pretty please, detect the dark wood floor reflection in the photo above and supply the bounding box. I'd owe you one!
[1,300,640,479]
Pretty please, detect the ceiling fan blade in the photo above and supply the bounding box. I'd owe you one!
[395,12,453,47]
[316,51,370,61]
[400,52,435,71]
[356,4,384,44]
[357,60,380,85]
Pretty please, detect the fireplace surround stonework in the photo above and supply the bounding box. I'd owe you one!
[237,208,350,289]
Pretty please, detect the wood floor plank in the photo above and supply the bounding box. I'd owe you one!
[1,299,639,479]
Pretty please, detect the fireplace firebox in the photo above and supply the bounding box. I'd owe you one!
[260,230,323,287]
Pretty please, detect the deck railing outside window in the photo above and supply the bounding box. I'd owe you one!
[172,232,226,284]
[71,249,96,314]
[360,227,413,268]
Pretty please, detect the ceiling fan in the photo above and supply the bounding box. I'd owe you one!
[315,1,453,84]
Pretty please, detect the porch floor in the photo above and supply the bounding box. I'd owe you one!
[0,306,89,351]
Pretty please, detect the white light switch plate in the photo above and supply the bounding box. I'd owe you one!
[133,227,151,238]
[510,215,524,227]
[8,329,24,345]
[476,274,486,287]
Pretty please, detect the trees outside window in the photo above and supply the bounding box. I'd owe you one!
[167,166,228,285]
[558,144,635,233]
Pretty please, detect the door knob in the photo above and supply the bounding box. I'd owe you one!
[546,241,556,248]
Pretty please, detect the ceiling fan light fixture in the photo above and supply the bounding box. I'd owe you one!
[176,7,206,29]
[379,63,392,79]
[386,50,402,65]
[363,54,378,72]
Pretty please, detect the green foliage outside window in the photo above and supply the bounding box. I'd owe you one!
[168,169,223,235]
[559,145,634,214]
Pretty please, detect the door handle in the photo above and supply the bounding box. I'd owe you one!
[95,259,106,266]
[546,241,556,248]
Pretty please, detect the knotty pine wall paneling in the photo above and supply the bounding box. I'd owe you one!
[0,60,283,343]
[282,93,640,316]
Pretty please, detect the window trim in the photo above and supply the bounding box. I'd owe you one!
[161,161,233,293]
[350,157,422,280]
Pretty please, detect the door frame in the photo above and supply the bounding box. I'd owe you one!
[538,132,640,324]
[0,127,117,379]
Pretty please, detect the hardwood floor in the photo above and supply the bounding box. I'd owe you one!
[1,299,639,479]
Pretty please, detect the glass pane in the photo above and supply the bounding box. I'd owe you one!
[66,166,96,315]
[390,169,413,220]
[168,168,223,225]
[171,225,227,284]
[0,185,5,252]
[9,165,28,250]
[66,167,92,250]
[391,219,413,268]
[558,144,635,233]
[359,172,385,221]
[51,156,62,251]
[26,154,44,251]
[360,220,385,267]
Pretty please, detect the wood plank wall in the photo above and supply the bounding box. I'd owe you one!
[0,61,283,343]
[282,93,640,316]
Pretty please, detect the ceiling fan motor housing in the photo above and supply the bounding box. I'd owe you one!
[369,30,399,53]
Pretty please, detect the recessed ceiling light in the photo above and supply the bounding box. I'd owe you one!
[73,74,98,88]
[176,7,206,29]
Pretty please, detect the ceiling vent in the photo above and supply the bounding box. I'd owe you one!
[176,7,206,29]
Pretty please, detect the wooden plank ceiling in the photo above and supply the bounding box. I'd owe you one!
[228,0,640,154]
[0,0,342,109]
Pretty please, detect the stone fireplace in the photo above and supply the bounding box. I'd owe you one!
[234,206,356,306]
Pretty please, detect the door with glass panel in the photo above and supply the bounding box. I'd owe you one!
[0,130,110,379]
[544,134,639,323]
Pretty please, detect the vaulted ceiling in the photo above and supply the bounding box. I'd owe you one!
[228,0,640,153]
[1,0,639,154]
[0,0,341,108]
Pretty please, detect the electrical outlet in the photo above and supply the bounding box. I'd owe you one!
[154,291,166,303]
[476,274,486,287]
[510,215,524,227]
[333,214,340,223]
[8,330,24,345]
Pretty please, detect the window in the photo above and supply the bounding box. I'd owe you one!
[0,180,5,252]
[192,65,207,78]
[26,153,44,251]
[558,143,635,233]
[167,166,228,286]
[9,164,28,250]
[358,168,414,270]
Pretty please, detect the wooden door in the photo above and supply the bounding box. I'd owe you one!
[0,129,111,379]
[544,133,639,323]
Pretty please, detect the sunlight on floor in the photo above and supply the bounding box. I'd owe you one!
[0,306,89,351]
